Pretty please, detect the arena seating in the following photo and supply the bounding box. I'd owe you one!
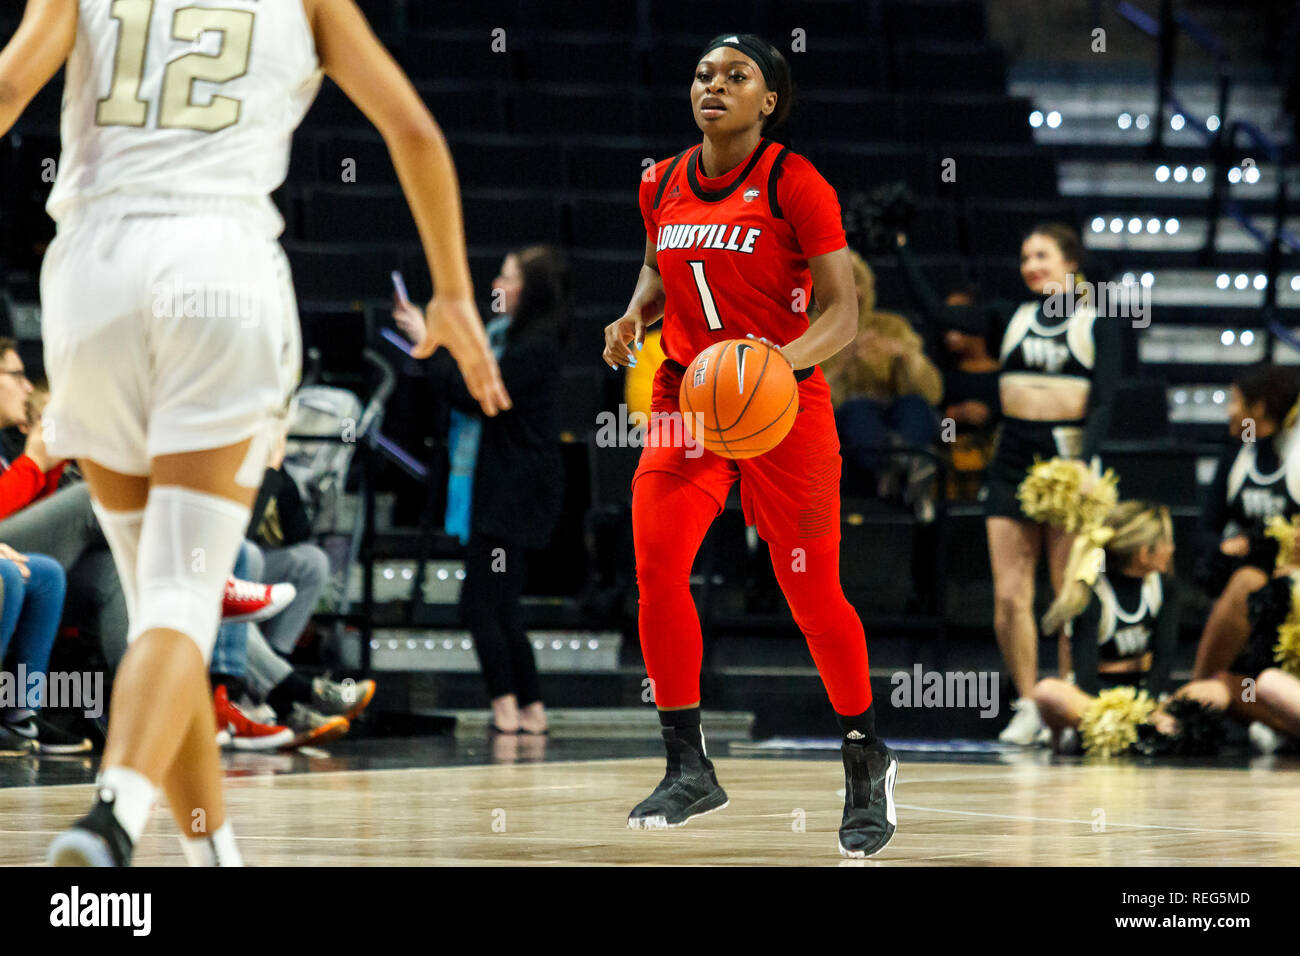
[0,0,1296,690]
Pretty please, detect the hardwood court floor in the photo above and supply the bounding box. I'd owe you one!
[3,748,1299,865]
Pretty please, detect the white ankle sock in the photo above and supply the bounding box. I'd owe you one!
[97,765,157,844]
[180,821,244,867]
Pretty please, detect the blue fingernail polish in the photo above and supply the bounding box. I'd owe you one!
[628,358,638,367]
[636,340,643,351]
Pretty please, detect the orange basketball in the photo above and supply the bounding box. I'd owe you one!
[678,339,799,459]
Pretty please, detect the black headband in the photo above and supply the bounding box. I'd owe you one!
[698,33,779,90]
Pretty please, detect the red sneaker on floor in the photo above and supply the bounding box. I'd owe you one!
[214,685,294,751]
[221,577,296,624]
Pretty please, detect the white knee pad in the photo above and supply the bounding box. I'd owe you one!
[91,501,145,629]
[130,486,252,660]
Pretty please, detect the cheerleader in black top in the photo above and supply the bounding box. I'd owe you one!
[1032,502,1178,749]
[1191,366,1300,681]
[985,225,1122,745]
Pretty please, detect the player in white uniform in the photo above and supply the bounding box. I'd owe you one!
[0,0,510,866]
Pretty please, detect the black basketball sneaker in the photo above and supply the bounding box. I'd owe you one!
[838,734,898,858]
[627,727,729,829]
[48,788,134,867]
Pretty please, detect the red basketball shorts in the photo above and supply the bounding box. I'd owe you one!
[632,359,842,545]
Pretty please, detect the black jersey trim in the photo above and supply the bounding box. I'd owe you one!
[685,138,774,203]
[766,146,791,219]
[652,148,693,212]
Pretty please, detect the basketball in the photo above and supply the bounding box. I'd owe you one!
[678,338,799,459]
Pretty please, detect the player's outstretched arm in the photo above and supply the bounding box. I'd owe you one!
[603,238,665,369]
[780,246,858,371]
[0,0,75,138]
[307,0,510,415]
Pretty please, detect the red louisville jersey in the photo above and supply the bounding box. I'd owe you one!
[638,137,847,368]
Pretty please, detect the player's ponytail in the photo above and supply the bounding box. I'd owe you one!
[1041,501,1172,635]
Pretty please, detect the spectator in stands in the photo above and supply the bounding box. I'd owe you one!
[823,251,942,519]
[936,304,1001,501]
[1030,501,1179,753]
[980,223,1120,745]
[0,342,66,517]
[0,542,91,753]
[394,246,569,735]
[208,431,374,749]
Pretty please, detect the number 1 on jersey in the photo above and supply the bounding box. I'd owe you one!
[686,260,724,331]
[98,0,254,133]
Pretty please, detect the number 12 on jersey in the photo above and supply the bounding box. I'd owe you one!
[686,260,724,331]
[98,0,254,133]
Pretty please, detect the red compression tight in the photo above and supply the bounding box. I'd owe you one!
[632,471,873,715]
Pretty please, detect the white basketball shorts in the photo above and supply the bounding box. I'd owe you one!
[39,201,302,475]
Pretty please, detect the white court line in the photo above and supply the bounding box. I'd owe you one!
[896,802,1300,838]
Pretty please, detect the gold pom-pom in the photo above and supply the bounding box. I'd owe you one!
[1272,573,1300,678]
[1078,686,1156,758]
[1265,515,1300,570]
[1017,457,1119,533]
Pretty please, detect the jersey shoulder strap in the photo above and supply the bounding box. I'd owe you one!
[766,144,792,219]
[652,147,694,211]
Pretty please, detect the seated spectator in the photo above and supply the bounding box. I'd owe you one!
[936,304,1001,501]
[823,250,942,519]
[0,542,91,753]
[207,429,374,750]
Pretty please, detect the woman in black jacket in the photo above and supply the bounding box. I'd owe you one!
[395,246,570,734]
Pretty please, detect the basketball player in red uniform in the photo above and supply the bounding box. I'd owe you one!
[602,33,897,857]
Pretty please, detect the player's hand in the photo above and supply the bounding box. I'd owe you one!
[603,312,644,370]
[0,543,30,579]
[747,333,793,368]
[413,296,512,417]
[392,294,427,345]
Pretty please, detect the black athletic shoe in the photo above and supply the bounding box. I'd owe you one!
[48,789,134,867]
[838,735,898,858]
[0,723,35,756]
[627,727,729,829]
[4,715,93,754]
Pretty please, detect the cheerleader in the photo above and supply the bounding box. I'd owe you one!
[1031,501,1178,751]
[1191,366,1300,680]
[985,224,1122,744]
